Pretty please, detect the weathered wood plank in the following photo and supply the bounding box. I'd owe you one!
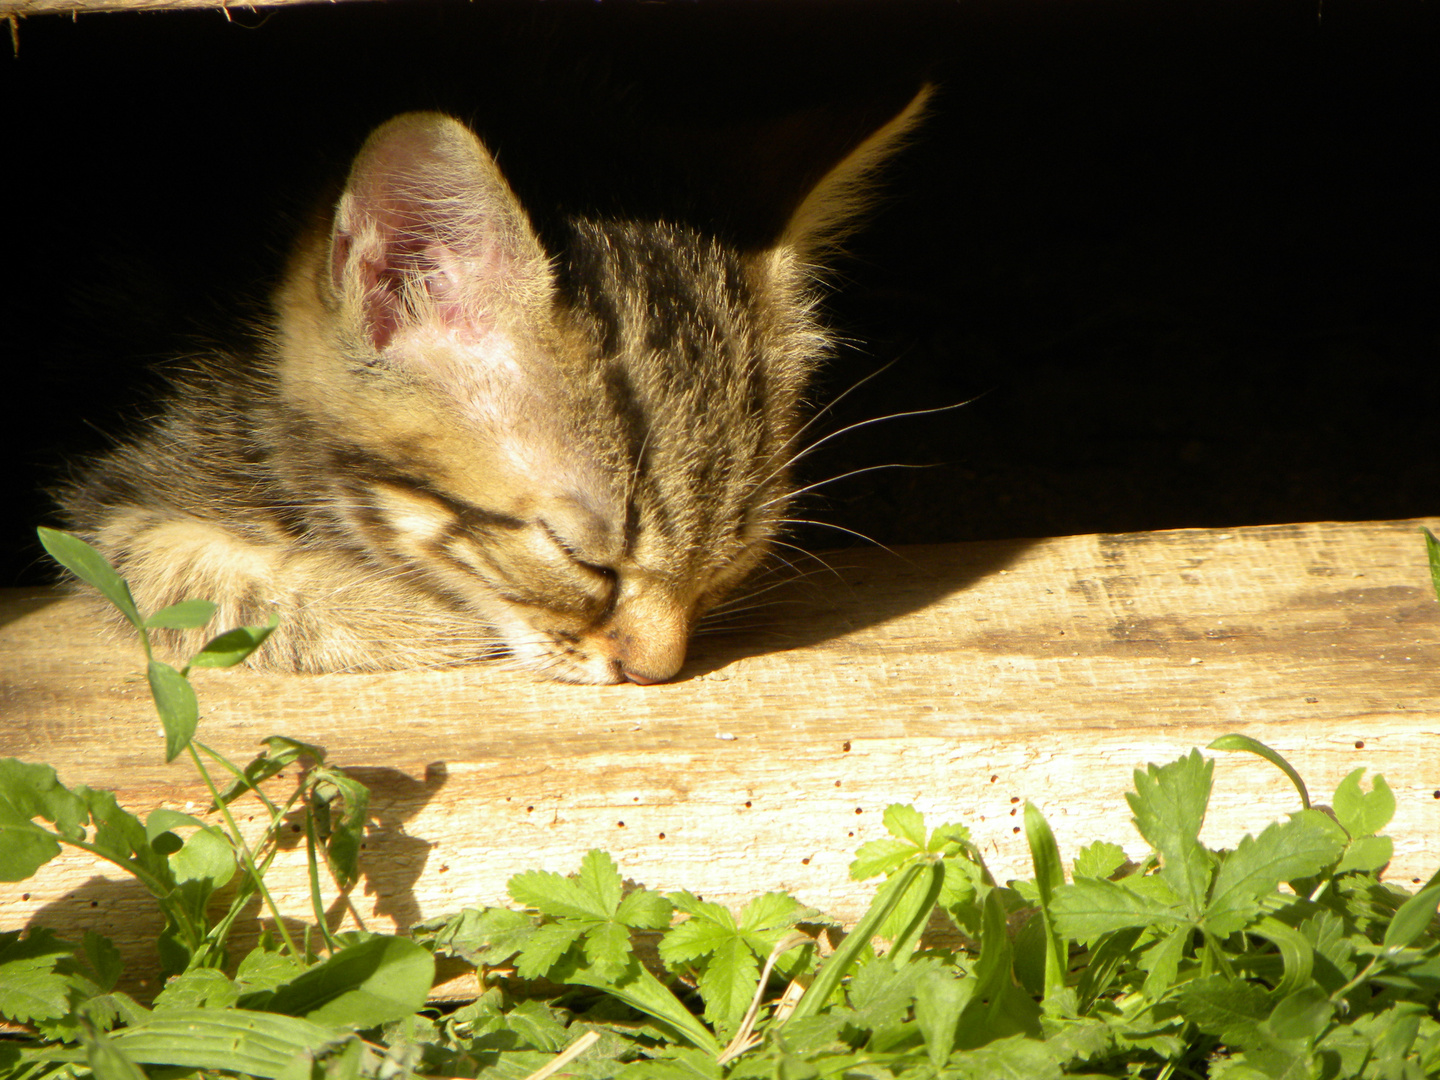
[2,0,353,16]
[3,519,1439,997]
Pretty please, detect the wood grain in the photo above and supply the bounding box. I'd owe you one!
[3,519,1439,997]
[2,0,354,16]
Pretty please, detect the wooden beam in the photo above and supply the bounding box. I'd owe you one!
[2,0,352,16]
[3,519,1439,997]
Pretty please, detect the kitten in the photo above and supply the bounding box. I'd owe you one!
[57,91,927,684]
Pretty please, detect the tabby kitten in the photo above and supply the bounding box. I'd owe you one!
[59,92,926,684]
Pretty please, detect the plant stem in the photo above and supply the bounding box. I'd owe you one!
[1329,956,1381,1004]
[305,808,342,954]
[43,833,170,898]
[186,743,301,958]
[195,741,284,818]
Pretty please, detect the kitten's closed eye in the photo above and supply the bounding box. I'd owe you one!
[56,89,929,683]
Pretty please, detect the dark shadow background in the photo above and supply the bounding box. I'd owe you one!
[3,0,1436,588]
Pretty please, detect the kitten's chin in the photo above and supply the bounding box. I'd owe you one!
[548,660,627,686]
[500,634,627,685]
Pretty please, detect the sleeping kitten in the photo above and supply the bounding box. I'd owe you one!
[58,92,926,684]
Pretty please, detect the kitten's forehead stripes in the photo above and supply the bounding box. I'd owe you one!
[562,219,781,563]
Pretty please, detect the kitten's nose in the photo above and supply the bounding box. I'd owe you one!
[604,581,690,684]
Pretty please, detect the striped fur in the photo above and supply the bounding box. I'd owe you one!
[58,96,925,683]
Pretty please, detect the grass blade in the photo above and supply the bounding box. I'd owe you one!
[1208,734,1310,810]
[1024,802,1069,1002]
[1423,527,1440,602]
[782,860,931,1028]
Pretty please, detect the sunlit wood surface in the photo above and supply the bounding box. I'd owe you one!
[3,519,1438,996]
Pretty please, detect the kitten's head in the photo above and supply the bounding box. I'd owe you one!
[275,94,926,683]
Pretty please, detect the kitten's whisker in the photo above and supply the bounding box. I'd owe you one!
[784,356,900,457]
[757,462,938,511]
[777,518,912,565]
[699,598,818,625]
[757,393,986,494]
[706,568,834,613]
[767,539,846,582]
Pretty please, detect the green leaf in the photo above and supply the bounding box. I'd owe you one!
[1050,876,1187,944]
[188,614,280,669]
[846,953,937,1032]
[1335,834,1393,875]
[618,1048,724,1080]
[1266,985,1332,1041]
[1423,527,1440,602]
[481,997,571,1052]
[1205,810,1347,936]
[659,890,813,1029]
[739,891,819,933]
[1250,917,1316,1001]
[914,968,970,1068]
[582,921,634,979]
[1383,883,1440,951]
[945,1034,1065,1080]
[0,759,88,880]
[0,929,76,1027]
[514,923,585,979]
[147,660,199,763]
[1126,750,1214,918]
[152,967,242,1011]
[310,767,369,893]
[36,527,144,631]
[616,888,673,930]
[785,860,931,1027]
[568,955,721,1056]
[170,824,236,888]
[212,735,327,810]
[1073,841,1128,880]
[144,599,218,630]
[692,936,759,1029]
[82,932,123,993]
[81,787,174,889]
[1331,768,1395,839]
[144,807,206,844]
[577,848,623,914]
[236,947,306,995]
[955,888,1043,1048]
[1023,802,1068,1002]
[249,935,434,1029]
[882,803,928,848]
[1208,734,1311,811]
[876,858,945,964]
[1176,974,1270,1044]
[848,838,916,880]
[82,1023,149,1080]
[658,915,736,967]
[421,906,536,968]
[1140,926,1189,1001]
[34,1008,346,1078]
[1075,926,1142,1011]
[509,870,607,921]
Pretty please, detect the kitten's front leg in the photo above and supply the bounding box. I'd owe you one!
[83,510,496,672]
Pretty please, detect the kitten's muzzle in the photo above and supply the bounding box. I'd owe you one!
[597,586,692,685]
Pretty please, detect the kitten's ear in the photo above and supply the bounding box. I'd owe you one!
[329,112,552,352]
[776,85,932,264]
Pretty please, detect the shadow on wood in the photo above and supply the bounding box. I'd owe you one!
[679,536,1037,679]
